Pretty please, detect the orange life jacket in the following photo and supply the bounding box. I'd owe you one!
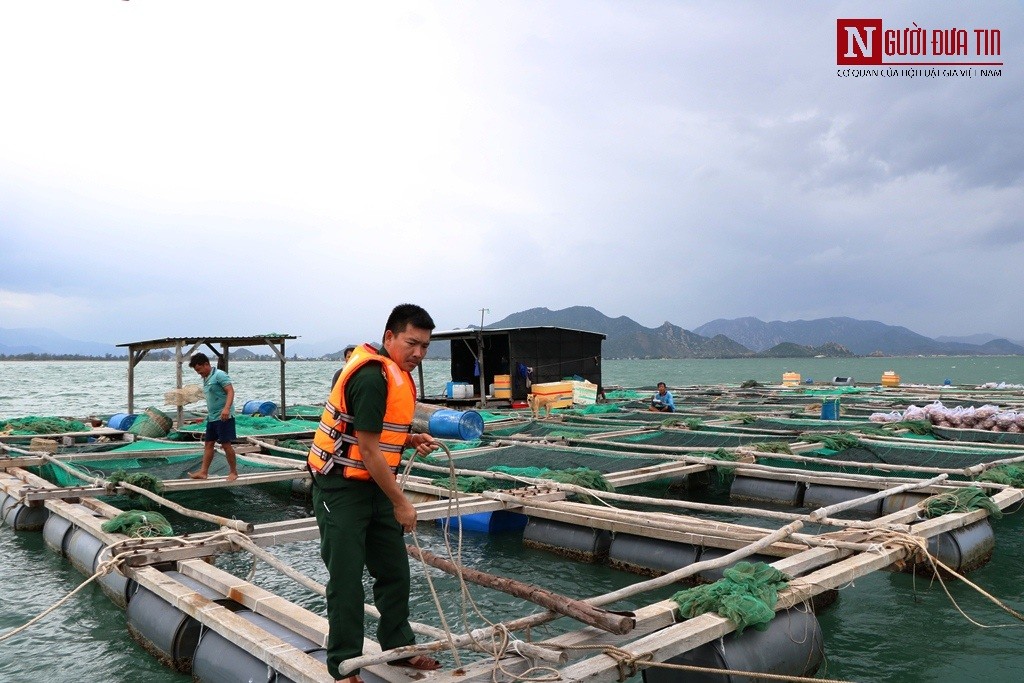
[307,343,415,479]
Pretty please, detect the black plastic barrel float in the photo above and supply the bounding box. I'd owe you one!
[1,492,49,531]
[691,547,776,584]
[642,607,824,683]
[192,608,326,683]
[522,518,612,562]
[803,483,883,518]
[608,533,699,577]
[291,476,312,499]
[127,569,243,672]
[729,475,804,507]
[880,491,929,515]
[42,513,75,555]
[922,519,995,575]
[65,526,134,607]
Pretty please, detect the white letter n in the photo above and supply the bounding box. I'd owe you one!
[845,26,874,57]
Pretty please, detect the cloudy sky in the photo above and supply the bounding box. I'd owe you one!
[2,1,1021,351]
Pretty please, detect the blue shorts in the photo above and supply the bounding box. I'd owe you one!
[204,417,237,443]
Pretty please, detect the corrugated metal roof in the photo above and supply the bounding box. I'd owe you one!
[116,334,297,348]
[430,326,606,340]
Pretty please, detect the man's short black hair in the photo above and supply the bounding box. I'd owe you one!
[657,382,667,389]
[189,352,211,368]
[385,304,435,337]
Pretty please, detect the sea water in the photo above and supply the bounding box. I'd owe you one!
[2,358,1024,682]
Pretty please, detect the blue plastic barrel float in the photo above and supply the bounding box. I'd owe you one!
[428,409,484,440]
[241,400,278,417]
[107,413,138,430]
[820,398,840,420]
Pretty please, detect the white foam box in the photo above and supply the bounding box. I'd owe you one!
[571,380,598,405]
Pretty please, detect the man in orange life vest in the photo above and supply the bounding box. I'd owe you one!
[308,304,442,683]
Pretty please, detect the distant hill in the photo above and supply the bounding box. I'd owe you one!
[0,327,121,357]
[489,306,751,358]
[755,341,855,359]
[693,317,1024,356]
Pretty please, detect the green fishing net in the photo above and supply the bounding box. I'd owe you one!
[923,487,1001,520]
[671,561,790,633]
[750,442,793,454]
[977,465,1024,487]
[108,470,163,496]
[100,510,174,537]
[430,475,491,493]
[799,432,862,451]
[887,420,934,435]
[0,416,87,435]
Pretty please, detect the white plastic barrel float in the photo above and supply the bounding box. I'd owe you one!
[42,513,76,555]
[192,608,326,682]
[1,491,49,531]
[65,526,134,607]
[127,569,240,673]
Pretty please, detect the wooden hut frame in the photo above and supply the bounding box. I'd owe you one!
[115,334,297,426]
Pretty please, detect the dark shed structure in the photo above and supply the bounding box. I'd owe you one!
[429,326,605,404]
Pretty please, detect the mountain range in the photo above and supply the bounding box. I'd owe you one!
[2,309,1023,359]
[486,307,1024,359]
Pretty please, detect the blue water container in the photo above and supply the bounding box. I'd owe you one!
[242,400,278,417]
[428,409,484,440]
[107,413,138,430]
[820,398,840,420]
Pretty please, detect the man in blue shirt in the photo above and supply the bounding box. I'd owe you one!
[187,352,239,481]
[650,382,675,412]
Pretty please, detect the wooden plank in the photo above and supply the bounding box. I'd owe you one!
[128,567,333,683]
[177,559,329,646]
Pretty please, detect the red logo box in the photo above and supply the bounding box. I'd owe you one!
[837,19,883,64]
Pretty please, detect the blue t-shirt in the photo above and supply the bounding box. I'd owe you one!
[203,368,234,420]
[652,390,675,412]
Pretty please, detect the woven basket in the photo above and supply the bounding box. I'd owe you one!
[128,407,173,438]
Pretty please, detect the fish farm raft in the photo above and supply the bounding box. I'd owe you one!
[3,376,1024,682]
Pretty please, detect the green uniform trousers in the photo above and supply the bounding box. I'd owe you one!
[313,475,415,680]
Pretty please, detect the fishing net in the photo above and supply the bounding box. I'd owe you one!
[175,414,322,437]
[568,404,625,415]
[934,426,1024,445]
[923,487,1002,519]
[539,467,613,492]
[413,443,669,478]
[163,385,205,407]
[750,442,793,454]
[605,389,647,400]
[0,416,88,435]
[977,465,1024,487]
[671,561,790,633]
[431,475,492,493]
[485,421,614,439]
[799,433,863,451]
[108,470,163,495]
[596,429,776,449]
[101,510,174,537]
